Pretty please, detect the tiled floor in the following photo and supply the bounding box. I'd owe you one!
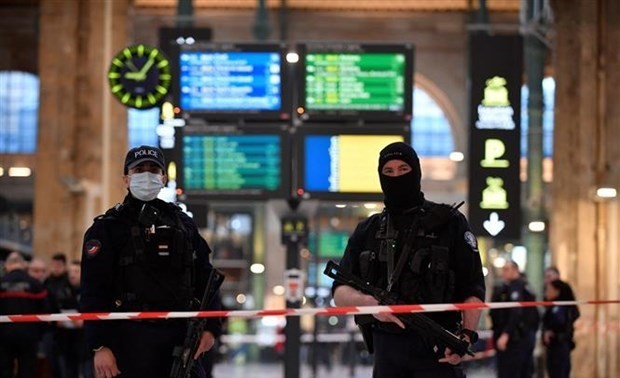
[212,362,496,378]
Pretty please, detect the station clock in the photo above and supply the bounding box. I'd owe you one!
[107,44,171,109]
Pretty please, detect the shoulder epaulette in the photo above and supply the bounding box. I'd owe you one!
[93,203,126,221]
[423,201,463,231]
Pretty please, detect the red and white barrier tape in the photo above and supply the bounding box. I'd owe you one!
[0,299,617,323]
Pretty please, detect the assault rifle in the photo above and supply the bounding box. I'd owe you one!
[324,260,474,357]
[170,268,225,378]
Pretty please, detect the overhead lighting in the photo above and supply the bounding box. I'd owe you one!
[286,52,299,63]
[335,204,347,208]
[363,203,378,209]
[596,187,617,199]
[236,293,247,304]
[492,256,506,268]
[8,167,31,177]
[250,263,265,274]
[528,221,546,232]
[272,285,285,296]
[449,151,465,162]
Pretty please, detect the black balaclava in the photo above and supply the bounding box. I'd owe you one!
[378,142,424,212]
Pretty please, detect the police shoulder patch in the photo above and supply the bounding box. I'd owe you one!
[84,239,102,258]
[464,231,478,252]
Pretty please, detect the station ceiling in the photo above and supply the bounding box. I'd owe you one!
[134,0,521,12]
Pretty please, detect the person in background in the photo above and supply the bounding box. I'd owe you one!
[27,257,55,378]
[332,141,485,377]
[542,279,579,378]
[543,266,576,301]
[80,145,221,378]
[0,251,49,378]
[44,253,73,378]
[28,257,49,283]
[489,261,540,378]
[56,260,94,378]
[543,267,560,288]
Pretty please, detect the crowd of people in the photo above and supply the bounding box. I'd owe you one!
[0,251,93,378]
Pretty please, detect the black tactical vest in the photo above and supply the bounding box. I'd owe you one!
[359,201,457,308]
[106,202,195,311]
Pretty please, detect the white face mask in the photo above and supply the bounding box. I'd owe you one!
[129,172,164,201]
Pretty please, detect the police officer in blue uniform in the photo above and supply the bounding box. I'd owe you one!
[332,142,485,378]
[542,279,579,378]
[80,145,221,378]
[489,260,540,378]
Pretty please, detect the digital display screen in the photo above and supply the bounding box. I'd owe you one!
[318,232,349,258]
[172,43,290,121]
[297,43,414,122]
[180,132,286,198]
[305,53,406,111]
[180,51,282,111]
[301,133,405,196]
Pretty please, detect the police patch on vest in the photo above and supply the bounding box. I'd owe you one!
[464,231,478,252]
[84,239,102,258]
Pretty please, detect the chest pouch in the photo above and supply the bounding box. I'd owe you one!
[117,223,193,311]
[358,250,378,282]
[400,245,454,304]
[144,225,188,274]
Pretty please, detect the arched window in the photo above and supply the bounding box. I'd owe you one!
[0,71,39,153]
[411,85,456,181]
[128,107,160,147]
[521,77,555,157]
[411,86,454,157]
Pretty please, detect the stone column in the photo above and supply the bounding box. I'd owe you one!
[550,0,620,376]
[34,0,130,261]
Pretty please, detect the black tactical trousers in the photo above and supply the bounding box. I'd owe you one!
[372,331,466,378]
[111,320,205,378]
[496,331,536,378]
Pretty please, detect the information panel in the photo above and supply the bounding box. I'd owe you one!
[297,43,414,122]
[179,128,289,198]
[305,53,405,111]
[318,232,350,258]
[467,34,523,239]
[180,51,281,111]
[297,128,408,200]
[171,43,290,121]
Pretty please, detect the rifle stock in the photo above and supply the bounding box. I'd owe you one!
[170,268,225,378]
[324,260,474,357]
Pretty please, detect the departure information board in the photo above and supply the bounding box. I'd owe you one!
[301,133,405,196]
[318,232,349,258]
[296,43,414,122]
[179,51,282,111]
[182,134,283,195]
[304,53,406,111]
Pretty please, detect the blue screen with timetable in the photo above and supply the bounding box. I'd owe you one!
[179,51,282,111]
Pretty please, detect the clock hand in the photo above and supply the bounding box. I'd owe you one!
[124,72,142,80]
[126,60,140,72]
[124,56,156,81]
[137,57,155,76]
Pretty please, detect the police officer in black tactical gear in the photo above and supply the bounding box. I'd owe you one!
[80,145,221,378]
[332,142,485,378]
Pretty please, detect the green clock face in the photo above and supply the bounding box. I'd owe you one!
[107,44,171,109]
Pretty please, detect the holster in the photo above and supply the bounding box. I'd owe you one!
[355,314,375,353]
